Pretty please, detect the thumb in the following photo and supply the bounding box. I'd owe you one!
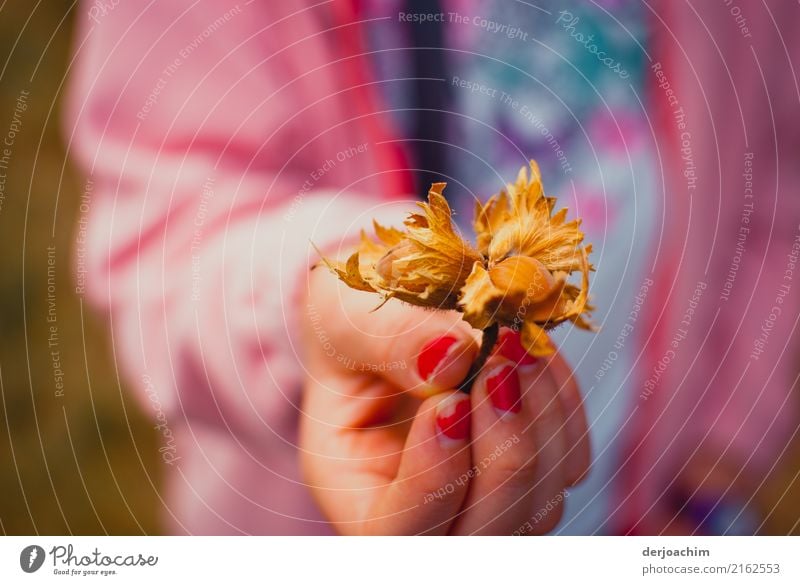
[309,271,479,397]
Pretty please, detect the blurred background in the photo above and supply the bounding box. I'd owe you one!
[0,1,161,534]
[0,1,798,535]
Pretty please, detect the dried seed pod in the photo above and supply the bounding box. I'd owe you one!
[318,160,596,358]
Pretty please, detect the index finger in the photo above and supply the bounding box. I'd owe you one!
[305,268,478,397]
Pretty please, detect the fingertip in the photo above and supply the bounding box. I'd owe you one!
[433,392,472,447]
[404,391,471,450]
[417,335,459,382]
[472,356,525,420]
[413,334,478,397]
[495,328,540,367]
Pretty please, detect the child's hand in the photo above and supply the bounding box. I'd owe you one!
[300,266,590,535]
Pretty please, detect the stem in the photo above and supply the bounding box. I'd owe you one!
[458,322,500,394]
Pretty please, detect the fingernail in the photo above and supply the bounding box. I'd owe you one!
[435,393,471,445]
[417,335,459,382]
[486,365,522,416]
[497,329,538,366]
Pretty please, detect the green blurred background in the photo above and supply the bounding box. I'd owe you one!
[0,1,162,535]
[0,1,797,535]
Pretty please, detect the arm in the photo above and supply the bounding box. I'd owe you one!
[65,0,405,436]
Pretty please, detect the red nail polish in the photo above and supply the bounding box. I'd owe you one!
[417,335,458,381]
[486,365,522,414]
[497,329,538,366]
[435,394,471,442]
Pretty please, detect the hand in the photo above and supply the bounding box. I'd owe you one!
[299,266,591,535]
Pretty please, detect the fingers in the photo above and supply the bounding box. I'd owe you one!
[546,349,591,485]
[512,359,570,534]
[449,352,568,535]
[363,392,473,534]
[307,269,478,396]
[498,328,590,485]
[301,388,474,535]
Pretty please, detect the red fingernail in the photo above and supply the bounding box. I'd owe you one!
[497,329,538,366]
[486,365,522,415]
[435,394,471,444]
[417,335,458,382]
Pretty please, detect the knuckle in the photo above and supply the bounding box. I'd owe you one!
[487,446,540,488]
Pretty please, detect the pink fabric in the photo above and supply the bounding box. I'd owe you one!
[617,1,800,533]
[65,0,411,534]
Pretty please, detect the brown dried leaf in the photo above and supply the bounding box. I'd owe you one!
[521,320,555,357]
